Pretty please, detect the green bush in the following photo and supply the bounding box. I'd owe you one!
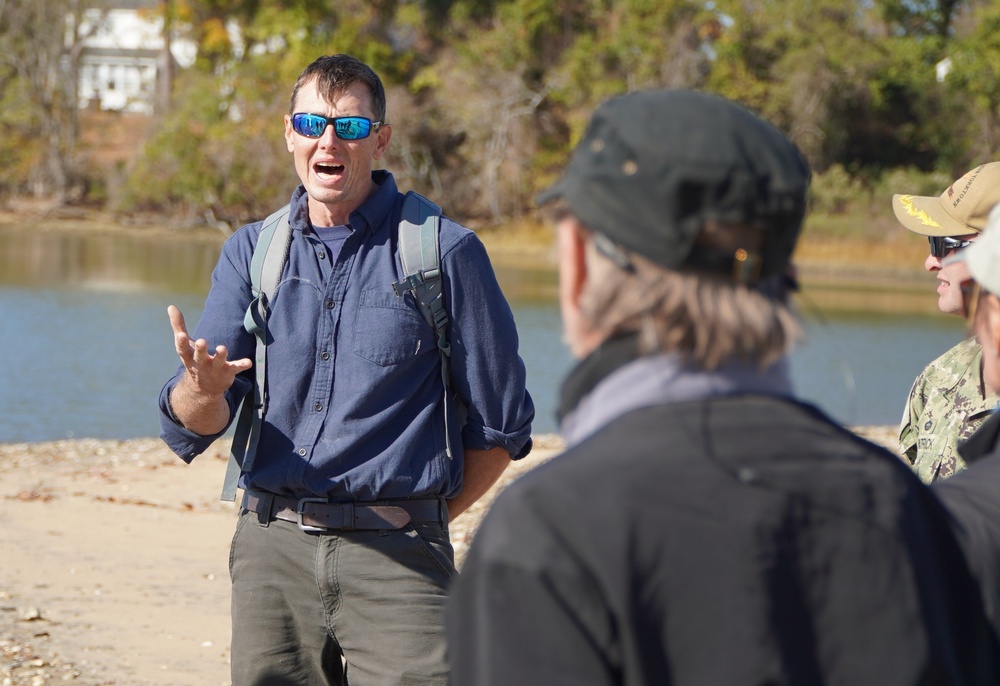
[872,166,953,204]
[808,164,867,215]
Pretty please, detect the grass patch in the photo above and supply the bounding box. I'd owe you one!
[478,217,557,268]
[480,210,932,277]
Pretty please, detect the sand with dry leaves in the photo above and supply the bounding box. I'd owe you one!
[0,429,896,685]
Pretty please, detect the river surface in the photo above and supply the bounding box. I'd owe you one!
[0,225,965,443]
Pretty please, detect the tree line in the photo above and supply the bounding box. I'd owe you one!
[1,0,998,231]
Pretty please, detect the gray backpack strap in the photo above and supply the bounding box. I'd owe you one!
[391,191,458,459]
[221,204,292,501]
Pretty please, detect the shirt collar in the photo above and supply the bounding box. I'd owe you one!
[288,170,398,235]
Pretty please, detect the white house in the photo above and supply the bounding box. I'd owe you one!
[71,0,196,114]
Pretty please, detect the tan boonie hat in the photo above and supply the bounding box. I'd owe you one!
[892,162,1000,237]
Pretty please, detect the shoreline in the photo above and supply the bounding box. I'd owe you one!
[0,215,948,323]
[0,205,937,282]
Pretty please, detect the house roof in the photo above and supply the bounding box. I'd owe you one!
[100,0,159,10]
[80,46,162,61]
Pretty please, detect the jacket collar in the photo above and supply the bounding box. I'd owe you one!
[558,334,794,447]
[959,408,1000,465]
[557,333,641,427]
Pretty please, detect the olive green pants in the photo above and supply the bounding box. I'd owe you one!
[229,509,455,685]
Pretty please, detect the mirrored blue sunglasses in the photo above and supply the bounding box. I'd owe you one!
[291,113,383,140]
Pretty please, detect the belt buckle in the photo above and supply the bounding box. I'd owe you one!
[296,497,330,533]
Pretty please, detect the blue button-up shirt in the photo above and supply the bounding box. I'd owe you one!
[159,172,534,501]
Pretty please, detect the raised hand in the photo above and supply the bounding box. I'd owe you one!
[168,305,252,395]
[166,305,252,434]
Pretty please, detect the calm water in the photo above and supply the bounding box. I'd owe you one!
[0,227,965,443]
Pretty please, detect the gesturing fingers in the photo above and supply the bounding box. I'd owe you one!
[191,336,212,366]
[167,305,188,337]
[167,305,252,393]
[184,340,253,394]
[215,345,254,373]
[168,305,194,362]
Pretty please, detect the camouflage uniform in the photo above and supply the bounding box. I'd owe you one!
[899,336,999,483]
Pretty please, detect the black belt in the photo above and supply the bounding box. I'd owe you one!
[241,489,445,532]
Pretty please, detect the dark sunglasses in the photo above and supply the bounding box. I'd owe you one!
[290,113,383,140]
[928,235,973,258]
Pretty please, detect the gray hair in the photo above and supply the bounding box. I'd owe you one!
[579,234,802,370]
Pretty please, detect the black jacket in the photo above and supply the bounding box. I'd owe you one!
[449,392,1000,685]
[936,409,1000,635]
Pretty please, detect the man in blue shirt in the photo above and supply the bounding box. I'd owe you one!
[158,54,534,685]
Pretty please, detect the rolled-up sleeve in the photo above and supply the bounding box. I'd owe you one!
[442,227,534,460]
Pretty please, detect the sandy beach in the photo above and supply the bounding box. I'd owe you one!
[1,428,897,685]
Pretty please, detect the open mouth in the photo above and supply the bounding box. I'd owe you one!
[315,162,344,177]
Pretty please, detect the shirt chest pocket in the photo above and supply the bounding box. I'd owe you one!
[352,289,437,366]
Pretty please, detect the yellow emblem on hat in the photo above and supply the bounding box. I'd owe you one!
[899,195,941,228]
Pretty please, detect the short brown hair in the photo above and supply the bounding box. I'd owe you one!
[289,54,387,123]
[579,235,801,370]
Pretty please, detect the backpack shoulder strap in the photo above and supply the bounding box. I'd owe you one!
[391,191,461,459]
[393,191,446,352]
[221,204,292,501]
[396,191,442,282]
[250,204,293,305]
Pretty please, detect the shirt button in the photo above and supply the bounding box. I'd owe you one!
[321,351,330,361]
[314,403,323,412]
[318,251,326,260]
[325,298,334,309]
[298,448,307,456]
